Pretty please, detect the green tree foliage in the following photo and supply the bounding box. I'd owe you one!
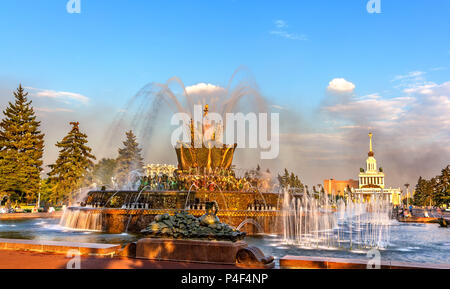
[115,130,144,187]
[278,169,304,193]
[38,178,57,206]
[48,122,96,204]
[413,165,450,207]
[434,165,450,207]
[92,158,117,187]
[0,85,44,203]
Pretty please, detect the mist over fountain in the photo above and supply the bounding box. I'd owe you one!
[281,189,392,249]
[104,68,269,160]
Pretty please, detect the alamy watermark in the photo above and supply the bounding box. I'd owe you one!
[367,249,381,269]
[367,0,381,14]
[66,249,81,269]
[171,105,280,160]
[66,0,81,14]
[66,1,380,15]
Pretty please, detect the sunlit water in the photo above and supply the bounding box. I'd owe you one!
[0,218,448,265]
[0,219,137,244]
[248,221,450,265]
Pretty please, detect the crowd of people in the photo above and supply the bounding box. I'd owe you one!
[394,204,449,219]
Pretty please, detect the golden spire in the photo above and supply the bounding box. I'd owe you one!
[203,104,209,118]
[368,132,374,157]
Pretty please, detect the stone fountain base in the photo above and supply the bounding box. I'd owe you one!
[135,238,248,265]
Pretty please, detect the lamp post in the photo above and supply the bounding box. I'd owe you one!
[404,183,410,211]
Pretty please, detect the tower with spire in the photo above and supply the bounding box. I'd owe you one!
[351,132,402,205]
[325,132,402,205]
[358,133,385,189]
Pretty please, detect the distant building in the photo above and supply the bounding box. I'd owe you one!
[144,164,177,177]
[323,179,359,196]
[351,133,401,205]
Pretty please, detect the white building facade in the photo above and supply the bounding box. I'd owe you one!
[351,133,401,205]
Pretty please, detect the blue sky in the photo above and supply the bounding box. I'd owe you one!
[0,0,449,186]
[1,1,448,109]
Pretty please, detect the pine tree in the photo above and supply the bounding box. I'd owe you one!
[92,158,117,187]
[48,122,96,204]
[277,169,304,193]
[0,85,45,203]
[115,130,144,187]
[434,166,450,207]
[413,177,427,206]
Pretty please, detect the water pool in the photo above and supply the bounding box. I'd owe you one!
[0,218,448,265]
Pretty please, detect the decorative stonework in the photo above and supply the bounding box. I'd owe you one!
[141,209,246,242]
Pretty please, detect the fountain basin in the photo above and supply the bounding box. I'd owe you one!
[62,207,281,235]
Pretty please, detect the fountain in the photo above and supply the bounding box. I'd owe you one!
[60,103,280,235]
[281,188,392,249]
[60,74,395,254]
[61,123,393,254]
[59,207,103,231]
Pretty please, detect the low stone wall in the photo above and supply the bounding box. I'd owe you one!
[0,238,120,256]
[0,211,62,220]
[136,238,247,264]
[397,217,440,223]
[280,255,450,269]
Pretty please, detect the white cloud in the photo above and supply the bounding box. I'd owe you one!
[269,30,308,41]
[327,78,356,93]
[403,83,439,95]
[269,20,307,41]
[35,107,74,113]
[26,87,90,104]
[392,71,426,82]
[362,93,381,99]
[274,20,288,29]
[430,67,447,71]
[271,104,287,110]
[324,95,414,124]
[391,71,433,91]
[185,83,226,95]
[322,80,450,148]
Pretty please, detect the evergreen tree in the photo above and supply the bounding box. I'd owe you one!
[413,177,429,206]
[92,158,117,187]
[0,85,44,203]
[115,130,144,187]
[435,166,450,207]
[48,122,96,204]
[39,178,57,206]
[413,176,438,207]
[277,168,304,193]
[413,177,425,206]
